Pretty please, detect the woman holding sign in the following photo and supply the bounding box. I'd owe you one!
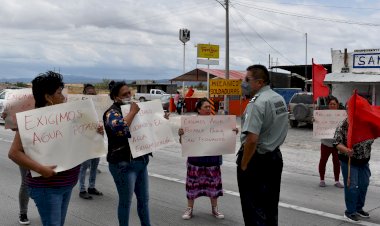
[318,96,344,188]
[8,71,104,226]
[178,98,238,220]
[103,81,150,226]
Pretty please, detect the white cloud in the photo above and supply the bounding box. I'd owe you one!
[0,0,379,80]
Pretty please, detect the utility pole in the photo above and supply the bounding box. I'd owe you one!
[179,29,190,96]
[305,33,308,79]
[224,0,229,114]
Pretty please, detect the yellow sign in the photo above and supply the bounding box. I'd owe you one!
[209,79,242,96]
[197,44,219,59]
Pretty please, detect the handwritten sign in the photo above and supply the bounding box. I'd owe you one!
[210,79,242,96]
[16,99,107,177]
[197,44,220,59]
[181,115,236,157]
[3,88,35,129]
[313,110,347,139]
[67,94,113,120]
[121,100,175,158]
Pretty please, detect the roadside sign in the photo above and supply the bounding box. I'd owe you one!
[197,44,219,59]
[197,59,219,65]
[209,79,242,96]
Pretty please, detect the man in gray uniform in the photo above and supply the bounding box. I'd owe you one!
[237,64,288,226]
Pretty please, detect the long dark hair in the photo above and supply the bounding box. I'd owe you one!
[108,80,127,101]
[32,71,64,108]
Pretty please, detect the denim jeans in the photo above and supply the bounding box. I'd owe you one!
[79,158,100,192]
[340,161,371,215]
[109,159,151,226]
[19,166,29,215]
[28,185,74,226]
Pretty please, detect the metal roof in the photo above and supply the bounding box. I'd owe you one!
[324,72,380,84]
[271,64,332,79]
[170,68,245,82]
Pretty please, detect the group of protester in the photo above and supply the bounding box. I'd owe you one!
[4,64,375,226]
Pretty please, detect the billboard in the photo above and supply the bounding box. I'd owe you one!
[197,44,219,59]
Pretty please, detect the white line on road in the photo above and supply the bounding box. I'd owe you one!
[149,172,380,226]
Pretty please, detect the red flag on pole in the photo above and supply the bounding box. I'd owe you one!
[312,59,329,102]
[347,90,380,148]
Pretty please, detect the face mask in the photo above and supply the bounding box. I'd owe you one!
[241,81,252,96]
[121,97,131,105]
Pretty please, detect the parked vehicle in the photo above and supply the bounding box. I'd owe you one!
[134,89,170,102]
[273,88,302,104]
[288,92,314,127]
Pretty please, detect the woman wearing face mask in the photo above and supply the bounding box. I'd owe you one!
[103,81,151,226]
[178,98,238,220]
[8,71,104,226]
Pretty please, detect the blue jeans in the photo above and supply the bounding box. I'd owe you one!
[79,158,100,192]
[340,161,371,215]
[109,159,151,226]
[28,185,74,226]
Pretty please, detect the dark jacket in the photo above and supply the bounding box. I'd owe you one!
[103,103,133,164]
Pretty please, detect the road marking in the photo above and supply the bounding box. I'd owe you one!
[149,172,380,226]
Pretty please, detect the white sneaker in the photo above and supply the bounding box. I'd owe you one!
[212,206,225,219]
[182,207,193,220]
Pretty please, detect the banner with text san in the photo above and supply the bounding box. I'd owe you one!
[121,100,175,158]
[3,88,35,129]
[181,115,236,157]
[313,110,347,139]
[67,94,113,120]
[16,99,107,177]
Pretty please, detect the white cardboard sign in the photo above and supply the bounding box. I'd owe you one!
[16,99,107,177]
[66,94,113,120]
[313,110,347,139]
[181,115,236,157]
[121,100,175,158]
[3,88,35,129]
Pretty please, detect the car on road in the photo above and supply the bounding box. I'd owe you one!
[288,92,314,128]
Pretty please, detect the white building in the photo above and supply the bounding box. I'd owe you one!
[324,48,380,106]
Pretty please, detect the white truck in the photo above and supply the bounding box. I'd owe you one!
[134,89,170,102]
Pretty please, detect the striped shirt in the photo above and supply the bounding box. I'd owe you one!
[25,165,80,188]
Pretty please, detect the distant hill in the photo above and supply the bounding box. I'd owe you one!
[0,76,204,86]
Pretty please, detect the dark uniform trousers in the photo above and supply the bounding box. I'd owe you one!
[237,146,283,226]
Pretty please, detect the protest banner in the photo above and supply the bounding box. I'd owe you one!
[181,115,236,157]
[121,100,175,158]
[313,110,347,139]
[16,99,107,177]
[3,88,35,129]
[67,94,113,120]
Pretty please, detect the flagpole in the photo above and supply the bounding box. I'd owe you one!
[346,90,357,187]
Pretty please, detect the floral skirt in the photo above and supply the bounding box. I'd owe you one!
[186,163,223,200]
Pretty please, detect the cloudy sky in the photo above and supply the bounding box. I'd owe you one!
[1,0,379,80]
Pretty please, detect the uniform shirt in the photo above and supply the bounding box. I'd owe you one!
[240,85,288,154]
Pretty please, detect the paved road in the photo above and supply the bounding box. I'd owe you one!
[1,114,380,226]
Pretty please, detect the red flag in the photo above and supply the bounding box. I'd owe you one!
[347,91,380,148]
[312,60,329,102]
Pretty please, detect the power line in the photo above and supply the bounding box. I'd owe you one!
[229,11,266,56]
[234,0,380,10]
[231,6,297,65]
[233,2,380,27]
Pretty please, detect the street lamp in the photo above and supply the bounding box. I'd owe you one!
[179,28,190,96]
